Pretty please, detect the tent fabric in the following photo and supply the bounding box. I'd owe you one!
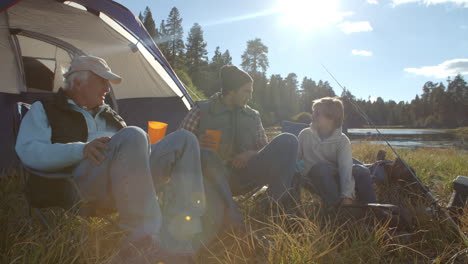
[0,12,23,94]
[71,0,192,104]
[0,0,19,12]
[118,97,189,134]
[0,0,195,173]
[7,0,179,99]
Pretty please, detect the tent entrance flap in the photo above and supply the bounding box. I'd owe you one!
[12,31,84,93]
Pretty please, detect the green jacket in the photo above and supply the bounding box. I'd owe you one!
[196,93,262,161]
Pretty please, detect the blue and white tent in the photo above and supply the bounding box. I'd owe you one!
[0,0,194,173]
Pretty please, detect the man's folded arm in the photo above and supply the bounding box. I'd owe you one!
[15,102,86,172]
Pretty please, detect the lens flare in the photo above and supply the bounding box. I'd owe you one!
[185,216,191,221]
[276,0,345,31]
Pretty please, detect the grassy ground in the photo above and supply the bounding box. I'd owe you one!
[1,144,467,264]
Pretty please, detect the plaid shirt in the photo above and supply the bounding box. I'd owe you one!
[179,105,268,150]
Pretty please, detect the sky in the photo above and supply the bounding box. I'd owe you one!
[114,0,468,102]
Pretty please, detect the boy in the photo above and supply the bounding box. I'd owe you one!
[298,97,376,207]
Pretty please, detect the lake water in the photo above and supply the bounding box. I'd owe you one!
[348,128,464,149]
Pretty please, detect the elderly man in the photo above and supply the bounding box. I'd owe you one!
[15,55,204,263]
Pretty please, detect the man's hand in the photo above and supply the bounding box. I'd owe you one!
[83,137,111,166]
[340,198,354,206]
[230,150,257,169]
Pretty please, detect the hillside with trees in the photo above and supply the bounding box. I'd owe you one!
[139,7,468,128]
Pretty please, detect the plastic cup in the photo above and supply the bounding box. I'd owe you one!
[204,130,221,152]
[148,121,168,144]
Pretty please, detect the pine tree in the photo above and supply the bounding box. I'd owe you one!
[222,49,232,65]
[157,20,170,55]
[268,74,283,116]
[142,7,158,40]
[241,38,269,74]
[138,12,143,22]
[300,77,317,112]
[447,74,468,126]
[185,23,208,75]
[211,47,223,66]
[166,7,185,69]
[250,72,268,122]
[341,89,363,128]
[283,73,299,118]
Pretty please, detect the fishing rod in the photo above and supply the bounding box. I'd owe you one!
[320,63,468,244]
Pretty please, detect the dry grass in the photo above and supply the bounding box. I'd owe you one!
[351,143,468,204]
[1,144,467,263]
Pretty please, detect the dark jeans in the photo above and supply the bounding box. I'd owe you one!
[229,133,299,203]
[201,133,298,206]
[195,148,235,249]
[304,162,376,207]
[197,133,298,246]
[353,158,386,183]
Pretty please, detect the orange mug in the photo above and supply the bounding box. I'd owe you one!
[203,130,221,152]
[148,121,168,144]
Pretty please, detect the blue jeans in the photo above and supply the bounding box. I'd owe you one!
[198,133,298,239]
[353,158,386,183]
[198,138,302,248]
[229,133,299,204]
[72,127,205,253]
[194,148,241,248]
[305,162,376,207]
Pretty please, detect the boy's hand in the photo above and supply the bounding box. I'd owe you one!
[84,137,111,166]
[230,151,256,169]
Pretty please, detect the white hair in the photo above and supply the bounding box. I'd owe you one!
[63,71,90,90]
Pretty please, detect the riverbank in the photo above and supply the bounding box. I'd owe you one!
[267,126,465,149]
[448,127,468,141]
[1,144,467,263]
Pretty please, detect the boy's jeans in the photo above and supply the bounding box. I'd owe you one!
[304,162,377,207]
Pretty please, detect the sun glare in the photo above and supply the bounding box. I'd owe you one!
[277,0,342,31]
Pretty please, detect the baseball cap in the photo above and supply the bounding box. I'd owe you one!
[63,55,122,84]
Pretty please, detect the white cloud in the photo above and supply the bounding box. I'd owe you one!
[367,0,379,4]
[392,0,468,8]
[404,59,468,78]
[392,0,420,5]
[352,49,373,56]
[337,21,373,34]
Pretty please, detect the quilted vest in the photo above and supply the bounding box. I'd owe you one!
[196,93,260,161]
[41,89,126,146]
[27,89,126,209]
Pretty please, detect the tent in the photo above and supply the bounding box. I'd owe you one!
[0,0,194,173]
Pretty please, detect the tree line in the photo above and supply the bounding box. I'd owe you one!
[341,75,468,129]
[139,7,468,128]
